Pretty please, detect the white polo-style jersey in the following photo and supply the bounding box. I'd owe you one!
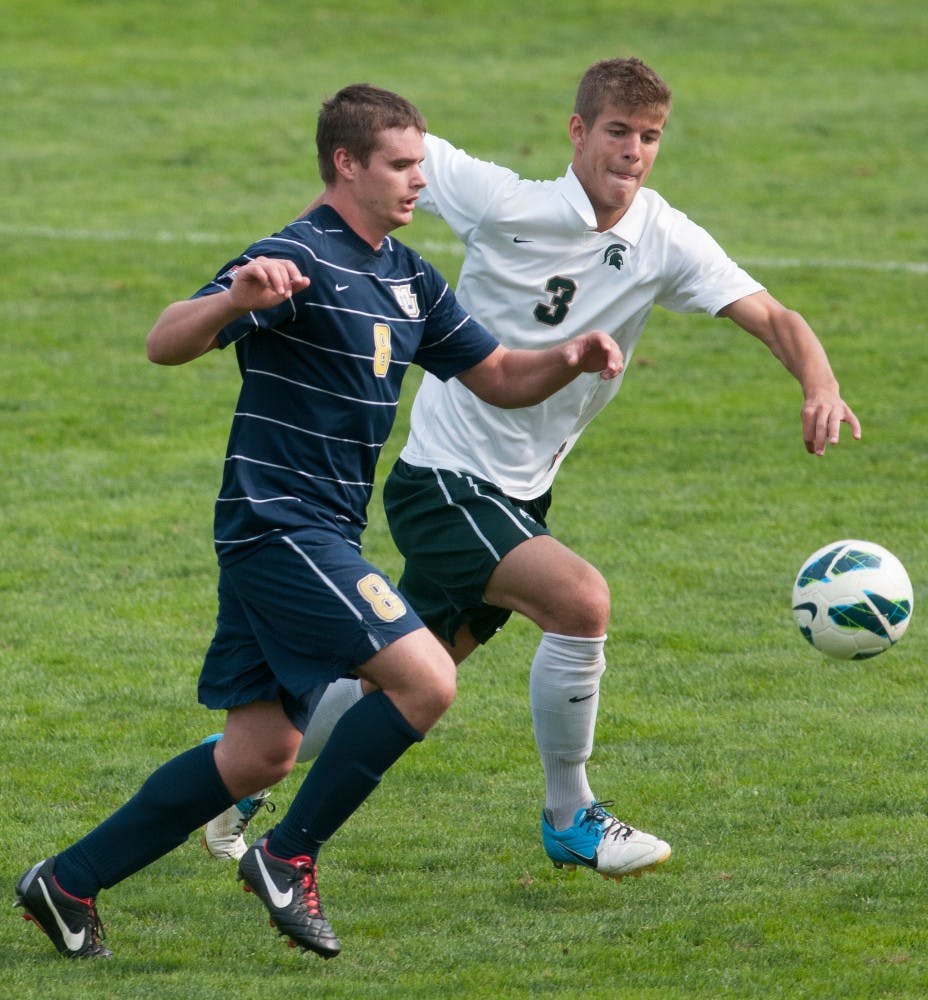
[401,133,764,500]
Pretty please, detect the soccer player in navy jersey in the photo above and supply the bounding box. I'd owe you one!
[205,58,862,882]
[14,83,624,961]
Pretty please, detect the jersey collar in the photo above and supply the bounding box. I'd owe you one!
[308,203,389,256]
[562,165,647,245]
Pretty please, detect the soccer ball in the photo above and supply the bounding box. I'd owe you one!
[792,539,914,660]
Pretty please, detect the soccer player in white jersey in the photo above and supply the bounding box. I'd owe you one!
[14,84,624,962]
[205,58,861,881]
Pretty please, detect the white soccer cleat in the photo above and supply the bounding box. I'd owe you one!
[542,801,671,882]
[202,791,274,861]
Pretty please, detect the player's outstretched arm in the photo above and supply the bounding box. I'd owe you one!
[456,331,624,409]
[146,257,310,366]
[719,290,862,456]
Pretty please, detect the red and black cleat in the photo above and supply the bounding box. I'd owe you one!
[237,830,341,959]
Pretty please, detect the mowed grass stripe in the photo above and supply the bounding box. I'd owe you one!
[2,223,926,275]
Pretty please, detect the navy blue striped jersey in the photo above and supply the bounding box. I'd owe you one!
[191,205,498,561]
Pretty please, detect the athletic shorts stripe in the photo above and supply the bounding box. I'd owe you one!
[383,459,552,645]
[281,534,369,632]
[432,471,503,561]
[198,528,423,728]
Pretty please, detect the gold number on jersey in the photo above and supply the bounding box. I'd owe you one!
[357,572,407,622]
[373,323,392,377]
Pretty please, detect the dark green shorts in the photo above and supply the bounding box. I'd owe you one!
[382,459,552,646]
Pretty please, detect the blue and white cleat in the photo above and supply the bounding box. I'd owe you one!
[542,801,671,882]
[200,733,274,861]
[202,791,275,861]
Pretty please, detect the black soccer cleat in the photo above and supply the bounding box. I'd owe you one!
[237,830,341,959]
[15,858,112,959]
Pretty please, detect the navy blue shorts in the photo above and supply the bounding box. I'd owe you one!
[198,528,424,730]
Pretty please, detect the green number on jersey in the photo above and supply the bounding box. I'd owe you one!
[533,276,578,327]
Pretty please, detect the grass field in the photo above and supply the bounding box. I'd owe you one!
[2,1,926,997]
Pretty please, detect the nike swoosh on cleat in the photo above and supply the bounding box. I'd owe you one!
[38,878,86,953]
[559,844,598,866]
[255,852,294,909]
[568,691,597,703]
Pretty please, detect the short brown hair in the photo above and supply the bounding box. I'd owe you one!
[574,58,672,125]
[316,83,427,185]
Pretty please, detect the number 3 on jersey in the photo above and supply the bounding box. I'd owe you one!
[357,572,407,622]
[533,276,578,327]
[373,323,392,377]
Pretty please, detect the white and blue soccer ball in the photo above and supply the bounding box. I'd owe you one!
[792,539,914,660]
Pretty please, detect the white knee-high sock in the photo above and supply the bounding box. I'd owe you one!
[530,631,606,830]
[296,677,364,762]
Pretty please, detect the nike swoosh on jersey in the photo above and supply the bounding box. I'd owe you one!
[255,851,294,909]
[512,236,534,243]
[335,283,349,291]
[39,878,87,953]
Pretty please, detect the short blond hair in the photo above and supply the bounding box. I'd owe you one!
[574,58,671,125]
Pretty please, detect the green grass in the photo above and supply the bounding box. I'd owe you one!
[2,1,926,997]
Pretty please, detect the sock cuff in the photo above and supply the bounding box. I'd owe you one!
[198,738,239,812]
[537,632,607,674]
[540,631,607,647]
[369,689,425,744]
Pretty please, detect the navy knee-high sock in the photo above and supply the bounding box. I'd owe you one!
[54,741,235,899]
[268,690,423,861]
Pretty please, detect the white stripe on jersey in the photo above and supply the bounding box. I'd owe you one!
[247,367,399,407]
[260,231,429,289]
[307,301,426,324]
[224,453,374,489]
[214,530,282,547]
[417,312,472,350]
[216,494,302,504]
[214,527,363,552]
[269,327,413,369]
[234,411,384,449]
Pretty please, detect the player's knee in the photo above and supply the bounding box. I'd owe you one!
[421,656,457,721]
[257,752,297,787]
[216,734,298,792]
[563,566,611,635]
[587,575,611,632]
[237,748,295,790]
[435,660,457,714]
[404,654,457,731]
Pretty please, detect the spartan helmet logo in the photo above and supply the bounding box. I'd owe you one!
[603,243,627,271]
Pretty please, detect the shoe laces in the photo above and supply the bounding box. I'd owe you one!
[287,856,326,920]
[583,801,635,843]
[235,795,276,834]
[84,898,108,951]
